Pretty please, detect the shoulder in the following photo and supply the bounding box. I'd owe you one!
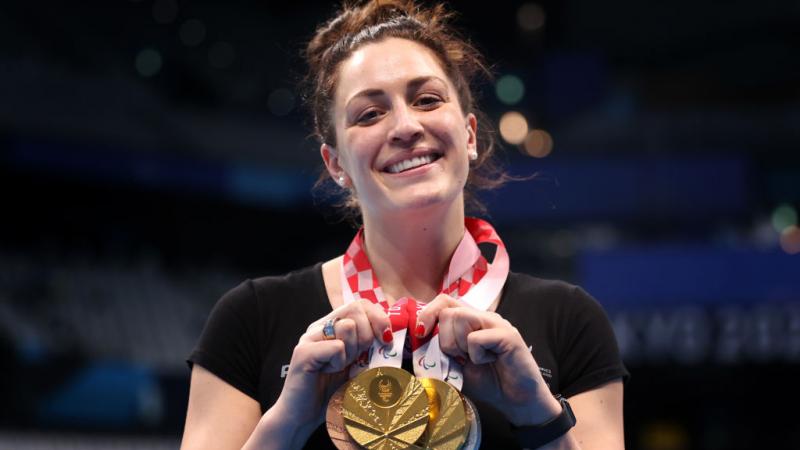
[503,272,628,396]
[501,272,614,339]
[505,271,577,296]
[248,262,325,296]
[212,263,326,318]
[504,272,601,313]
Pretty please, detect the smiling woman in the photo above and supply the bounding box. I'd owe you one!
[181,1,628,450]
[305,2,506,222]
[321,38,475,218]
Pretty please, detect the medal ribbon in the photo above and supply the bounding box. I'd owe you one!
[339,217,509,390]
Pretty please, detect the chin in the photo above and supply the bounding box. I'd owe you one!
[388,187,461,213]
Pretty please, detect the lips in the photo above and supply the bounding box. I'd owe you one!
[383,152,443,174]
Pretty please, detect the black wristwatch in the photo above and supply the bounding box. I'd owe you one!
[511,397,576,449]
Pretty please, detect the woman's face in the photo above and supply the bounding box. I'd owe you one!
[323,37,477,217]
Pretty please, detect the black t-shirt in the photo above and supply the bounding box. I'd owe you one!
[188,263,629,448]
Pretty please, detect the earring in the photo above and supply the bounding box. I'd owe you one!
[468,151,478,161]
[337,174,346,186]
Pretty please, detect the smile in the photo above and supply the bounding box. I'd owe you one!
[384,153,442,174]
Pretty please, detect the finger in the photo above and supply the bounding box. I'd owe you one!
[299,316,339,344]
[449,307,485,357]
[334,318,359,364]
[291,340,347,374]
[305,315,327,334]
[361,300,393,346]
[335,300,390,350]
[414,293,461,338]
[466,328,518,364]
[343,301,375,353]
[300,300,369,344]
[330,300,389,352]
[437,307,466,359]
[298,324,324,344]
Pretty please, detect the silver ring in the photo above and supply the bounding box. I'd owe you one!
[322,318,337,341]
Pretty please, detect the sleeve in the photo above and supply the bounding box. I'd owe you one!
[556,286,629,398]
[187,279,261,400]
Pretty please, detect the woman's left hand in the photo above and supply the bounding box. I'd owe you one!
[415,294,563,426]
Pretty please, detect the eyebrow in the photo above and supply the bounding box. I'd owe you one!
[345,76,448,108]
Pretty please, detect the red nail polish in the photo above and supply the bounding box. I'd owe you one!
[415,323,425,337]
[455,356,467,365]
[383,328,393,343]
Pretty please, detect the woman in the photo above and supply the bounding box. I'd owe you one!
[182,1,627,449]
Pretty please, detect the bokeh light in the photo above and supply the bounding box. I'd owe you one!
[208,42,236,69]
[780,225,800,254]
[495,75,525,105]
[517,3,546,32]
[640,420,689,450]
[753,217,779,249]
[498,111,528,145]
[179,19,206,47]
[268,88,295,116]
[135,48,162,77]
[771,204,797,233]
[152,0,178,25]
[523,129,554,158]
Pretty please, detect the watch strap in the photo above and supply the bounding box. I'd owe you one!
[511,397,576,449]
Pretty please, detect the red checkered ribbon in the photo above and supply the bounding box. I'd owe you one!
[340,217,509,389]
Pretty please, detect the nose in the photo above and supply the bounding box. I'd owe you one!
[388,103,424,146]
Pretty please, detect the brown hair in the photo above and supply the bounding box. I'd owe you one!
[303,0,508,219]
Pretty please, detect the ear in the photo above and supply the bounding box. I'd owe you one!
[465,113,478,153]
[321,143,345,181]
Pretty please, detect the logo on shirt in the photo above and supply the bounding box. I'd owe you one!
[528,343,553,387]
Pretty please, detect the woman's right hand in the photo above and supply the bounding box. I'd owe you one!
[248,299,392,449]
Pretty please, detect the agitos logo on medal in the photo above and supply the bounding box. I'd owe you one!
[341,367,430,448]
[370,373,402,407]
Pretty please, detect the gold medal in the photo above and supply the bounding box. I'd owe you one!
[326,382,362,450]
[342,367,430,449]
[412,378,469,450]
[460,395,482,450]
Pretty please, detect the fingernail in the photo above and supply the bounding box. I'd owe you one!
[415,323,425,337]
[382,328,393,343]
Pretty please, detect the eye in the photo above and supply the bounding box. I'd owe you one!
[356,108,383,124]
[414,94,444,109]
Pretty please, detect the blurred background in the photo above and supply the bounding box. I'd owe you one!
[1,0,799,449]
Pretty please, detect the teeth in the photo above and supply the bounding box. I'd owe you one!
[386,154,437,174]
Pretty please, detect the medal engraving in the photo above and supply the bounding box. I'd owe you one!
[343,367,430,449]
[371,374,402,407]
[326,383,362,450]
[412,378,468,450]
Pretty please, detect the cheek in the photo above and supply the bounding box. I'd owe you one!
[340,127,385,169]
[431,112,467,148]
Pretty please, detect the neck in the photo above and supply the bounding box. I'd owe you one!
[361,199,466,303]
